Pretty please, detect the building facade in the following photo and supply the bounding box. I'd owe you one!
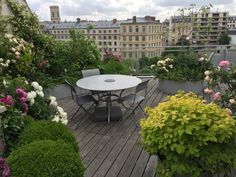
[228,16,236,29]
[164,16,192,46]
[42,9,164,59]
[192,11,229,44]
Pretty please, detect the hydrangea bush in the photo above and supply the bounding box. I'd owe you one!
[204,60,236,115]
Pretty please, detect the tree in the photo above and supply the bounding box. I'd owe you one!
[218,33,231,45]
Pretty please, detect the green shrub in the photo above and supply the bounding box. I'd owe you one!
[140,92,236,177]
[17,121,78,152]
[7,140,84,177]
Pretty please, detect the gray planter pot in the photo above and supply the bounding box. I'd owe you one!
[158,79,204,94]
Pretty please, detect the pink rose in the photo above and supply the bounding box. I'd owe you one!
[213,92,221,101]
[204,76,211,82]
[218,60,230,68]
[0,95,14,106]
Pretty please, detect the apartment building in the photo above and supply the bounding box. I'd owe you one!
[228,16,236,29]
[192,11,229,44]
[42,6,164,59]
[164,16,192,46]
[120,16,164,59]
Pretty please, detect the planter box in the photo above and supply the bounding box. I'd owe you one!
[158,79,204,94]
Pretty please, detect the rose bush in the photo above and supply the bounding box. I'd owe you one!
[204,60,236,116]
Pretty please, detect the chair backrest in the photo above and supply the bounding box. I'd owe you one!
[82,69,100,78]
[135,79,149,96]
[64,80,79,103]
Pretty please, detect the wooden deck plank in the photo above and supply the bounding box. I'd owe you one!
[58,78,164,177]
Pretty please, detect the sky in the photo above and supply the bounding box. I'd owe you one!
[26,0,236,22]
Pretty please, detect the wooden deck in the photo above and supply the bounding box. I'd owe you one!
[57,78,167,177]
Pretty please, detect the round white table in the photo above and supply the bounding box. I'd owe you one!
[76,74,142,123]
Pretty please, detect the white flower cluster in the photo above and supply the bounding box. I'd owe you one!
[155,58,174,72]
[31,81,44,97]
[27,82,44,105]
[198,56,208,62]
[4,33,30,60]
[0,58,10,68]
[49,96,68,125]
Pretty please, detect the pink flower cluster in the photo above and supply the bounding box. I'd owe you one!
[16,88,28,113]
[0,158,10,177]
[218,60,230,69]
[0,95,14,106]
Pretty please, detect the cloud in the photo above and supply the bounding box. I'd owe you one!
[26,0,236,22]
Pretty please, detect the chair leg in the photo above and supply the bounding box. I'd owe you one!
[71,107,81,119]
[80,105,92,116]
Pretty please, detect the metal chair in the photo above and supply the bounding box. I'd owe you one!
[119,79,149,118]
[64,80,98,119]
[82,69,100,78]
[81,68,106,98]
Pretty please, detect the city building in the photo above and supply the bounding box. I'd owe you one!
[120,16,164,59]
[192,11,229,44]
[164,16,192,46]
[42,7,164,59]
[228,16,236,29]
[50,6,61,24]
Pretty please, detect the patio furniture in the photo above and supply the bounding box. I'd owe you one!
[76,74,142,123]
[119,79,149,118]
[81,68,106,98]
[64,80,98,119]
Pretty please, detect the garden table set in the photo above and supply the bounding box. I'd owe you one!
[76,74,142,123]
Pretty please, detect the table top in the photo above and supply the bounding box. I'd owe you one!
[76,74,142,91]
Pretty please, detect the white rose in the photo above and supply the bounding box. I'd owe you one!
[37,91,44,97]
[52,115,60,123]
[5,34,13,39]
[27,91,37,100]
[30,99,35,105]
[50,101,58,108]
[49,96,56,102]
[61,119,68,125]
[13,38,18,44]
[57,106,64,114]
[229,99,236,104]
[169,64,173,69]
[37,86,43,91]
[15,51,20,56]
[6,60,10,64]
[204,70,211,76]
[31,81,39,89]
[198,57,204,61]
[60,112,67,119]
[0,58,3,62]
[11,47,16,52]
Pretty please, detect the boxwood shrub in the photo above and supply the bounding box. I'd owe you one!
[7,140,84,177]
[17,121,78,152]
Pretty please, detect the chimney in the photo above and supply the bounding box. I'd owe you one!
[112,18,117,24]
[76,18,81,23]
[151,17,156,21]
[145,16,151,21]
[133,16,136,23]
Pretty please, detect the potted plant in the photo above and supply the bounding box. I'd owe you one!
[204,60,236,116]
[140,92,236,177]
[151,50,212,94]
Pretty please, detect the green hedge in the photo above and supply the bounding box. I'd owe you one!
[17,121,78,152]
[7,140,84,177]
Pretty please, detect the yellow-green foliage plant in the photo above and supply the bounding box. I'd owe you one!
[140,92,236,177]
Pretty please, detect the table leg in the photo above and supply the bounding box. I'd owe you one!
[108,91,111,124]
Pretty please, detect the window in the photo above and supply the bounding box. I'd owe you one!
[99,30,102,33]
[122,52,126,57]
[114,36,117,40]
[129,44,132,48]
[129,36,132,41]
[123,44,126,47]
[142,26,145,32]
[52,12,55,17]
[123,26,126,32]
[135,36,139,41]
[98,36,102,40]
[104,30,106,33]
[129,52,132,58]
[114,41,117,46]
[135,44,139,48]
[93,30,96,33]
[109,30,112,33]
[135,26,139,32]
[109,36,112,39]
[114,30,117,33]
[123,36,126,41]
[109,42,112,45]
[104,36,106,40]
[129,26,132,32]
[104,42,106,45]
[142,36,145,41]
